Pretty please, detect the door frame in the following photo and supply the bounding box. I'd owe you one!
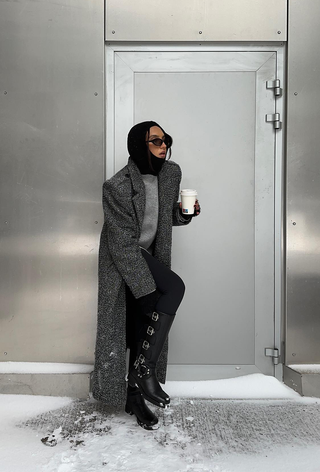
[105,42,286,381]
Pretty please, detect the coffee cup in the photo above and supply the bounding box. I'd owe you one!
[180,189,197,215]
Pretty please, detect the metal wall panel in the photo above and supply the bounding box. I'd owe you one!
[286,1,320,364]
[0,0,104,364]
[106,0,287,42]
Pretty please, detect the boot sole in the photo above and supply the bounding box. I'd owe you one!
[137,418,159,431]
[125,406,159,430]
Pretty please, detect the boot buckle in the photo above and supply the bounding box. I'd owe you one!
[142,340,150,350]
[151,312,159,322]
[147,326,155,336]
[134,354,145,369]
[138,353,145,364]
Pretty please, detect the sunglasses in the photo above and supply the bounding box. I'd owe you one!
[147,137,172,148]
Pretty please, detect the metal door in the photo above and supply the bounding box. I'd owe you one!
[106,45,284,380]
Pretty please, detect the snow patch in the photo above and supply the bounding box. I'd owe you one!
[288,364,320,374]
[0,362,93,374]
[164,373,300,399]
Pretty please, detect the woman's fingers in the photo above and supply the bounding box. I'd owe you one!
[194,199,201,216]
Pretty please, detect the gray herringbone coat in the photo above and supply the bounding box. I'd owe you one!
[92,158,190,407]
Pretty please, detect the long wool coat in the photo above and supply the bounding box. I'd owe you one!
[92,157,190,407]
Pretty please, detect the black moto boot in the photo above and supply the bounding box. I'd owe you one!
[128,311,175,408]
[125,385,159,430]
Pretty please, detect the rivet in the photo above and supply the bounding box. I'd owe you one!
[94,92,98,96]
[4,352,7,355]
[277,31,281,34]
[4,91,8,95]
[95,221,98,224]
[292,353,296,356]
[199,31,202,34]
[293,222,296,225]
[112,30,115,34]
[294,92,298,96]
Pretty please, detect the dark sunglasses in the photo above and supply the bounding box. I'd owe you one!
[147,136,172,148]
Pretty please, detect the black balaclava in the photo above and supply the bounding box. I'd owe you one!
[127,121,168,175]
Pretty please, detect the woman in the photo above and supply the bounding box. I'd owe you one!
[92,121,200,430]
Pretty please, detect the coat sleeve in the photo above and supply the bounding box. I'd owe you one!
[172,202,192,226]
[102,179,157,299]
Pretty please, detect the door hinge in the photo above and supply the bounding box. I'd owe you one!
[266,79,282,97]
[265,348,280,365]
[266,113,282,130]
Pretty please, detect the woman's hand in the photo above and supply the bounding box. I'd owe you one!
[194,199,201,216]
[179,200,201,217]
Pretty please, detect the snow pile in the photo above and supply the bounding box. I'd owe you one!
[288,364,320,374]
[165,373,299,399]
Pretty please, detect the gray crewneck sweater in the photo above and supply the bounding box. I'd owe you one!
[138,174,159,253]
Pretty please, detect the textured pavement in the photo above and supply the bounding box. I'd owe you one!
[19,397,320,459]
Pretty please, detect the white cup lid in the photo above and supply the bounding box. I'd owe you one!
[180,189,197,195]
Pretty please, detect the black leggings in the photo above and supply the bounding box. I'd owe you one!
[140,248,185,315]
[126,250,185,368]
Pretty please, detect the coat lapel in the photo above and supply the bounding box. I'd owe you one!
[127,158,145,234]
[157,162,172,220]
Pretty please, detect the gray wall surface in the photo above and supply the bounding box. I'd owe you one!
[286,0,320,364]
[0,0,104,364]
[106,0,287,41]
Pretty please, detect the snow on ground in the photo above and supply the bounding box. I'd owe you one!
[0,395,74,472]
[165,373,300,399]
[1,374,320,472]
[0,362,93,374]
